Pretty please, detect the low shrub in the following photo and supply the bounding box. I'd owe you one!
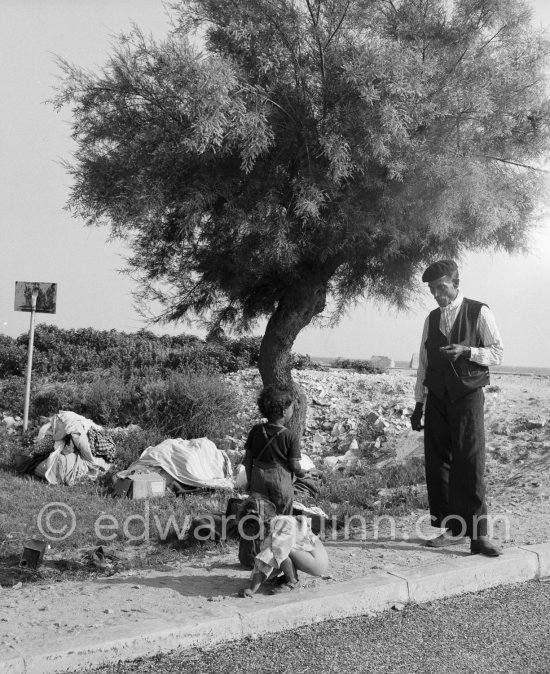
[78,373,140,427]
[316,457,427,517]
[138,371,238,439]
[109,426,166,471]
[226,336,262,366]
[0,376,29,414]
[0,335,26,377]
[33,381,85,418]
[333,358,385,374]
[14,369,237,443]
[0,426,26,470]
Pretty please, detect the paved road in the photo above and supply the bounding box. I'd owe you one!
[85,580,550,674]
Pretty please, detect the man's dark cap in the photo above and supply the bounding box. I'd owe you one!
[421,259,458,283]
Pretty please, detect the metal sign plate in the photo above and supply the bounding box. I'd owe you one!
[14,282,57,314]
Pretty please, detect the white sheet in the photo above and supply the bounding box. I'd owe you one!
[117,437,233,489]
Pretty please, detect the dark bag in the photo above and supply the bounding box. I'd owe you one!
[17,451,52,476]
[237,493,276,569]
[112,478,133,498]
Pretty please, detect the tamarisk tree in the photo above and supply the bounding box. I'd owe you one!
[55,0,550,430]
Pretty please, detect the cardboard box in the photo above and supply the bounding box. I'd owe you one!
[128,473,166,499]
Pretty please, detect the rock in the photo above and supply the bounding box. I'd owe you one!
[395,431,424,462]
[525,420,546,430]
[348,438,359,455]
[373,417,388,430]
[340,451,359,466]
[323,456,340,469]
[300,453,316,471]
[2,416,16,429]
[219,436,240,450]
[365,411,380,425]
[331,421,345,437]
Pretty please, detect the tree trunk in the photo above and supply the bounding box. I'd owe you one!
[258,279,327,437]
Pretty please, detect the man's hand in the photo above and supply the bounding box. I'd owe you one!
[439,344,471,362]
[410,402,424,431]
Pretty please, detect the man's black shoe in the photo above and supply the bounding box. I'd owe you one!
[470,537,502,557]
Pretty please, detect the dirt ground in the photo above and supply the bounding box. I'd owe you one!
[1,371,549,653]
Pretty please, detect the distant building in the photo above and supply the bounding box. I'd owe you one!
[409,352,419,369]
[370,355,395,369]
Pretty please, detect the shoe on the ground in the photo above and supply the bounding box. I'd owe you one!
[267,573,287,586]
[270,581,299,595]
[470,537,502,557]
[238,588,254,598]
[425,531,467,548]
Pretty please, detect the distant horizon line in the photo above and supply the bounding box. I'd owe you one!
[310,356,550,372]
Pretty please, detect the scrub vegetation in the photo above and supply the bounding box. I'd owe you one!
[0,325,424,585]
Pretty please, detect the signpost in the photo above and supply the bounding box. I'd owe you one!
[14,282,57,431]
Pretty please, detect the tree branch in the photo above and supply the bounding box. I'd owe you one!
[324,0,351,50]
[477,155,550,172]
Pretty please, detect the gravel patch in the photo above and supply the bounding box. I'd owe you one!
[80,579,550,674]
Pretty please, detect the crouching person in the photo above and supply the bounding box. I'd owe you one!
[238,515,329,597]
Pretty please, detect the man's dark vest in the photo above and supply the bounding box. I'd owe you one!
[424,298,490,401]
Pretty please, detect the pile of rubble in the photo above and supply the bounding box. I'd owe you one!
[220,367,423,471]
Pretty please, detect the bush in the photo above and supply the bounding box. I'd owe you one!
[0,376,28,415]
[292,352,326,370]
[77,373,140,427]
[109,426,165,471]
[32,381,85,418]
[0,335,26,377]
[11,324,262,377]
[138,371,238,439]
[333,358,385,374]
[226,336,262,366]
[23,369,237,442]
[0,426,26,470]
[4,325,330,380]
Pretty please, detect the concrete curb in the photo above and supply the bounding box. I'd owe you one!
[2,543,549,674]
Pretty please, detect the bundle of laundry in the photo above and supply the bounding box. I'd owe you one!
[22,411,115,485]
[115,437,233,493]
[293,470,321,498]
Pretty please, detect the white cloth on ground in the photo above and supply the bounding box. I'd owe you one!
[35,411,105,485]
[116,437,233,489]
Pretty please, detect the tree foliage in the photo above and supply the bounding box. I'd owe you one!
[54,0,550,392]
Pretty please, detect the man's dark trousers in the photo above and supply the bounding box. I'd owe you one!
[424,387,488,539]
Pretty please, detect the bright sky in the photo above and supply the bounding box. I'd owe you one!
[1,0,550,367]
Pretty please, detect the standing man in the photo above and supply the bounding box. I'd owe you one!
[411,260,503,556]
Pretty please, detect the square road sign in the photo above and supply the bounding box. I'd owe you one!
[14,282,57,314]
